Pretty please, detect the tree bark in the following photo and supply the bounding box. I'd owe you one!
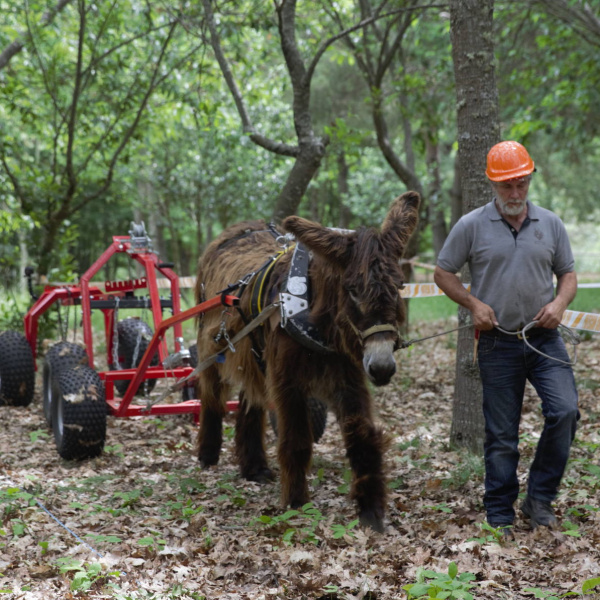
[449,0,500,454]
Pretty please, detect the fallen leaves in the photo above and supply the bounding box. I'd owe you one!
[0,322,599,598]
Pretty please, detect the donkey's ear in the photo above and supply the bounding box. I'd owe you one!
[381,191,420,259]
[283,216,353,266]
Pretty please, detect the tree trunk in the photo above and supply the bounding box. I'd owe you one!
[449,0,500,454]
[18,229,29,294]
[337,151,352,229]
[425,135,447,259]
[449,153,463,229]
[272,142,326,222]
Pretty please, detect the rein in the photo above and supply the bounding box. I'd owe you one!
[398,324,471,349]
[145,303,281,410]
[399,321,580,367]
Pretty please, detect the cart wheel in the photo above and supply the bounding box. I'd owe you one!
[181,343,198,401]
[269,397,328,443]
[0,330,35,407]
[110,318,158,396]
[43,342,88,427]
[51,364,106,460]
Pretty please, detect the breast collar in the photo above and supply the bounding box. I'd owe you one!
[246,240,332,354]
[278,242,333,354]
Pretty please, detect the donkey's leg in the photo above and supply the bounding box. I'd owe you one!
[337,375,387,533]
[235,391,274,483]
[269,379,313,508]
[197,364,229,468]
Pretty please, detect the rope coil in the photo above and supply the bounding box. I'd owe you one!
[495,321,580,366]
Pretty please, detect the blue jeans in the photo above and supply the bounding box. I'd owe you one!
[477,329,579,526]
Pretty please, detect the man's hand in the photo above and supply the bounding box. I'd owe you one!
[434,266,498,330]
[533,298,567,329]
[470,299,499,331]
[534,271,577,329]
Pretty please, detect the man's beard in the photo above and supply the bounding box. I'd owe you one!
[497,197,526,216]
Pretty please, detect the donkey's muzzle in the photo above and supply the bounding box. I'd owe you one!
[363,339,397,386]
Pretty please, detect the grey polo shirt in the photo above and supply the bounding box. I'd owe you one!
[437,200,574,330]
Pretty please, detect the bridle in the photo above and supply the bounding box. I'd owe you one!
[345,318,400,349]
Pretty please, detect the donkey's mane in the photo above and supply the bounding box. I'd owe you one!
[307,226,403,329]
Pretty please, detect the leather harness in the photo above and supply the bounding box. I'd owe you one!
[216,226,400,364]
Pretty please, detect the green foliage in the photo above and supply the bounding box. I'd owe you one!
[252,502,359,546]
[561,520,581,538]
[0,486,35,520]
[106,585,206,600]
[137,533,166,554]
[403,561,476,599]
[1,0,599,302]
[161,498,203,523]
[468,522,513,545]
[54,557,121,592]
[337,468,352,495]
[0,295,27,331]
[216,482,246,507]
[330,518,359,540]
[442,454,485,490]
[524,576,600,598]
[29,429,49,443]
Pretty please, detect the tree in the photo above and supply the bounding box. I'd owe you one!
[533,0,600,46]
[448,0,499,453]
[201,0,330,222]
[200,0,444,225]
[0,0,74,70]
[324,0,460,271]
[0,1,197,277]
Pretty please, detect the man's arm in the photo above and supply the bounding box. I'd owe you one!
[533,271,577,329]
[433,266,498,331]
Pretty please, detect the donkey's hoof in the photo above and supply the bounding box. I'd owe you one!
[199,452,220,468]
[359,510,384,533]
[244,466,275,484]
[289,496,310,510]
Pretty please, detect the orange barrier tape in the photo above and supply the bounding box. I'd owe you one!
[157,278,599,333]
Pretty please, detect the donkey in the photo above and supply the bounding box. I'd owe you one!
[195,191,420,532]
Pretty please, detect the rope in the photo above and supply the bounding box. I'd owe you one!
[399,324,471,349]
[495,321,580,366]
[0,475,104,559]
[401,321,581,367]
[33,497,104,559]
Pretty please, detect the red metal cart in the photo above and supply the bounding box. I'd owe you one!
[3,223,239,460]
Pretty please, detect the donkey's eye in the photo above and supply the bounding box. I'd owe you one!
[345,285,362,307]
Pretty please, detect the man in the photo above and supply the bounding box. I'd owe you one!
[434,140,579,535]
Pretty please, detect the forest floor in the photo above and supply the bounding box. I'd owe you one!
[1,320,599,600]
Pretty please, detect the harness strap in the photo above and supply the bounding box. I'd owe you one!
[144,303,281,410]
[250,250,291,318]
[279,242,333,354]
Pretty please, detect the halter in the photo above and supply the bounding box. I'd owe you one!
[345,318,400,347]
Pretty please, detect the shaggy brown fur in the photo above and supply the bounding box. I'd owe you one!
[195,192,420,532]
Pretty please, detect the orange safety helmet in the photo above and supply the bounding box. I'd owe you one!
[485,141,535,181]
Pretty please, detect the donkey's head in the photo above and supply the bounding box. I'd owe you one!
[282,191,420,386]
